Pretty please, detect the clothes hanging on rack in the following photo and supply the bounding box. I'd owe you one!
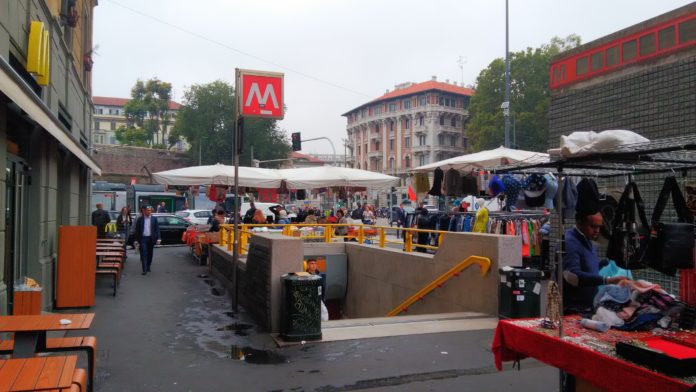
[444,168,463,197]
[428,168,444,196]
[413,173,430,193]
[502,174,523,211]
[462,174,479,196]
[576,178,601,215]
[544,173,558,209]
[473,208,488,233]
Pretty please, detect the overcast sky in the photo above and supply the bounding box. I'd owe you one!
[93,0,692,155]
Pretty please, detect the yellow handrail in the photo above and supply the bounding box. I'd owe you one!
[386,256,491,317]
[215,223,458,254]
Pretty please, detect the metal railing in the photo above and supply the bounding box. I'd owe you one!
[217,223,453,255]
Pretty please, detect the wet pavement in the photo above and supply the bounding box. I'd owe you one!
[87,245,557,391]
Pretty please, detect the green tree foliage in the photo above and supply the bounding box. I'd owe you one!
[466,35,581,152]
[170,80,291,166]
[115,78,173,148]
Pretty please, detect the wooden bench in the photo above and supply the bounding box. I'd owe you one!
[96,269,119,296]
[0,337,96,392]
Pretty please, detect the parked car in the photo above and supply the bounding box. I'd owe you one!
[127,213,191,246]
[424,205,439,214]
[176,209,213,225]
[240,202,281,222]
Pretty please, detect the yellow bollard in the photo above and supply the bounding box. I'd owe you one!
[358,226,364,244]
[227,228,233,252]
[379,227,385,248]
[405,231,413,252]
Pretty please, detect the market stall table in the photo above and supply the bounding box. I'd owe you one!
[0,355,78,391]
[492,316,695,391]
[0,313,94,358]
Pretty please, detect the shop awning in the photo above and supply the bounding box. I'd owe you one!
[0,59,101,175]
[152,164,284,188]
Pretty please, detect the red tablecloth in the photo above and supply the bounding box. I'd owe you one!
[492,316,695,392]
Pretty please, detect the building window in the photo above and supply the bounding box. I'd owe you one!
[404,156,410,168]
[418,116,424,126]
[419,96,426,106]
[658,26,676,50]
[110,122,116,130]
[450,135,456,147]
[96,108,103,114]
[374,141,380,151]
[389,139,394,151]
[590,51,603,71]
[606,46,620,67]
[404,137,411,148]
[94,121,100,130]
[364,144,367,154]
[388,103,396,112]
[679,18,696,44]
[357,146,361,155]
[622,40,637,62]
[419,155,427,166]
[639,33,656,56]
[438,134,445,145]
[419,135,426,146]
[575,56,589,75]
[450,117,456,127]
[389,158,394,170]
[110,136,116,144]
[404,118,410,129]
[439,116,445,126]
[403,100,411,110]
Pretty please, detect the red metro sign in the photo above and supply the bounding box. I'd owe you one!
[236,69,284,119]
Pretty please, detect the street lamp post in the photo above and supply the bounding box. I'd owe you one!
[503,0,511,148]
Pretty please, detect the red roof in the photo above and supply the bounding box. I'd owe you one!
[290,151,325,163]
[343,80,475,115]
[93,96,182,110]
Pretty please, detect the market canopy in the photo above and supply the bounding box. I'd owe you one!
[151,164,284,188]
[152,164,399,189]
[409,146,549,173]
[279,166,400,189]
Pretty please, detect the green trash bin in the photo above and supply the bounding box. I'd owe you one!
[280,273,323,341]
[498,267,544,319]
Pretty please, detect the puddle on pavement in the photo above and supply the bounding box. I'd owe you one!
[216,323,253,336]
[229,346,286,364]
[203,279,216,287]
[211,288,225,296]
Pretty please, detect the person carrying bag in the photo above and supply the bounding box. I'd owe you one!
[643,176,695,275]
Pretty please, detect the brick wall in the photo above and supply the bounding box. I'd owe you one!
[548,53,696,295]
[92,145,192,184]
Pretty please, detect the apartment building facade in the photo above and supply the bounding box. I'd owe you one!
[0,0,100,313]
[92,96,185,151]
[343,78,473,179]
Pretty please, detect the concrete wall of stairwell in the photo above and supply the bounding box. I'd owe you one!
[343,232,522,318]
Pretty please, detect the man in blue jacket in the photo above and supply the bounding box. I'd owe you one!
[133,206,161,275]
[563,211,626,314]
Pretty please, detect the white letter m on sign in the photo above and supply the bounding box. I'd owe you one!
[246,82,279,115]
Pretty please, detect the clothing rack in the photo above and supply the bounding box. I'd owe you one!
[485,134,696,339]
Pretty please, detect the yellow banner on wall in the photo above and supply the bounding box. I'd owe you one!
[26,21,50,86]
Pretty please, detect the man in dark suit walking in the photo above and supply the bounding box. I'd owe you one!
[133,206,161,275]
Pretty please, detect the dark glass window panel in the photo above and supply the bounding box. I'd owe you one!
[639,34,656,56]
[576,57,589,75]
[590,52,604,71]
[679,18,696,44]
[622,40,637,61]
[658,26,676,50]
[606,46,619,67]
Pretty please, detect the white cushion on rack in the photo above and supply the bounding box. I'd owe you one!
[560,130,649,157]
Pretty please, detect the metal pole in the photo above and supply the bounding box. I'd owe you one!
[504,0,511,148]
[232,117,242,313]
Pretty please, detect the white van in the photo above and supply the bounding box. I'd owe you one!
[240,202,281,222]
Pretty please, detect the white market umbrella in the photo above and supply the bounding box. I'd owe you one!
[279,166,400,189]
[152,163,284,188]
[410,146,549,173]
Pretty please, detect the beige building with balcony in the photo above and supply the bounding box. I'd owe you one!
[343,78,473,176]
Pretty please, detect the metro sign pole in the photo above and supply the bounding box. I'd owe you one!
[233,68,284,311]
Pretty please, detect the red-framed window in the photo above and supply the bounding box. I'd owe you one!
[550,13,695,89]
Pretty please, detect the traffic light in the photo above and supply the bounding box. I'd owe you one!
[291,132,302,151]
